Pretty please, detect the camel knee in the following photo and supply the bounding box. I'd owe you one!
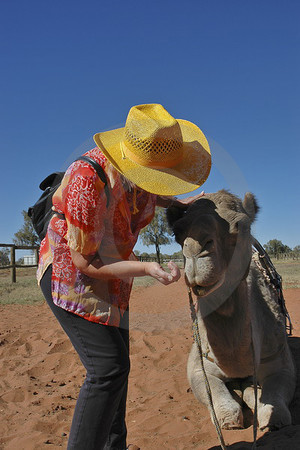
[258,402,292,430]
[189,370,244,429]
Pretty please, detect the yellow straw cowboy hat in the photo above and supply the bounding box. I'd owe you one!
[93,104,211,196]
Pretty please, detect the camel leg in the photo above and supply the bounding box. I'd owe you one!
[241,378,262,410]
[257,369,295,430]
[189,365,244,429]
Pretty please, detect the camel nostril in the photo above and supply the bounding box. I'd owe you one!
[204,239,214,250]
[198,239,214,256]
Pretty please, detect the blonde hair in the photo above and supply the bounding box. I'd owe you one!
[104,160,136,192]
[104,160,140,214]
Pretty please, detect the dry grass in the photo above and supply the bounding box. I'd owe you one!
[0,268,44,305]
[0,267,156,305]
[0,259,299,305]
[273,260,300,289]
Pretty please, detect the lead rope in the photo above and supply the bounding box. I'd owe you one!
[188,288,259,450]
[250,331,258,449]
[188,288,228,450]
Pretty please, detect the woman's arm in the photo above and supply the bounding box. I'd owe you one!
[70,249,181,285]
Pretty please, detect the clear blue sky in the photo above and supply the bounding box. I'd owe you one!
[1,0,299,256]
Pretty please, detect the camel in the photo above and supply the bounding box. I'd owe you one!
[167,190,296,431]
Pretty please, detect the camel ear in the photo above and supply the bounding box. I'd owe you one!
[166,206,186,228]
[242,192,259,223]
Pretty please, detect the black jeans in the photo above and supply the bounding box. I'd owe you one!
[41,266,130,450]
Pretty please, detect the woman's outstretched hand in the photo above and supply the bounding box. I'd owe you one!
[70,248,181,283]
[145,260,181,285]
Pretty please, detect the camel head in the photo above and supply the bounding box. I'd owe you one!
[167,190,259,300]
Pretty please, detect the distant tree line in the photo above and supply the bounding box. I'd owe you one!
[135,249,183,262]
[263,239,300,260]
[0,248,26,266]
[0,210,40,267]
[0,248,10,266]
[2,210,299,266]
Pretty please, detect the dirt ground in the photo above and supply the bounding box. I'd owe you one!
[0,277,299,449]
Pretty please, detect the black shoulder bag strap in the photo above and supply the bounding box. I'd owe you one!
[75,155,110,207]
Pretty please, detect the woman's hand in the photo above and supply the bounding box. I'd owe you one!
[177,191,205,205]
[156,191,205,209]
[145,260,181,285]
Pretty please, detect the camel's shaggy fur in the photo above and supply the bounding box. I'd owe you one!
[167,190,296,430]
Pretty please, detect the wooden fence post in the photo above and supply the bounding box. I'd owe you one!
[0,244,40,283]
[10,245,16,283]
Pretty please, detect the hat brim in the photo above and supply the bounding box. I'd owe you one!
[93,119,211,196]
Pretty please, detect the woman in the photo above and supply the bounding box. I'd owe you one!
[38,104,211,450]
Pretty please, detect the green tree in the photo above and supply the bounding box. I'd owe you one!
[140,208,173,264]
[282,245,292,254]
[13,210,40,247]
[264,239,291,258]
[0,249,10,266]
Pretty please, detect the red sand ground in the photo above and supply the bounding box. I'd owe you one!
[0,277,299,449]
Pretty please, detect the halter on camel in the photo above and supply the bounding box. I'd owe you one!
[187,238,293,450]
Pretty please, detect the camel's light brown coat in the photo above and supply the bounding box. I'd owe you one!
[167,190,296,430]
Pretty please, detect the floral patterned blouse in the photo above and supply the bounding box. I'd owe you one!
[37,147,157,326]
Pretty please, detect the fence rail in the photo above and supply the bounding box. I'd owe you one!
[0,244,39,283]
[1,243,185,282]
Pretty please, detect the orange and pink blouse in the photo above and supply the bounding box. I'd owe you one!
[37,148,157,326]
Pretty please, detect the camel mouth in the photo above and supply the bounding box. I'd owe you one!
[192,285,213,297]
[190,273,226,298]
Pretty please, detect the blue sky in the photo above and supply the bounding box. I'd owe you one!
[1,0,299,256]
